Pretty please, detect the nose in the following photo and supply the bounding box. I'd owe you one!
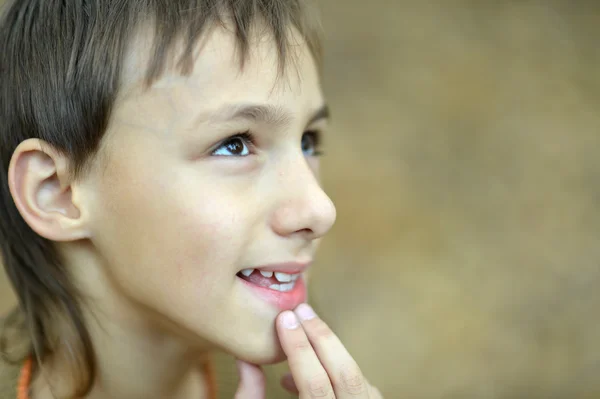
[270,155,337,241]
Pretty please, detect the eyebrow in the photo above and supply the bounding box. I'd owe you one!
[208,103,330,129]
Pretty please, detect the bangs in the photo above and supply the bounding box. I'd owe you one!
[130,0,323,86]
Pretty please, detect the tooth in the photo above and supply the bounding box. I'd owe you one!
[268,281,296,292]
[279,282,294,292]
[260,270,274,278]
[240,269,254,277]
[291,274,300,281]
[274,272,292,282]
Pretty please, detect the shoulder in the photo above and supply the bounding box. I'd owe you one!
[0,316,21,399]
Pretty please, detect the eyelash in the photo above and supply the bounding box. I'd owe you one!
[209,131,256,157]
[233,131,257,150]
[303,130,324,157]
[212,130,324,157]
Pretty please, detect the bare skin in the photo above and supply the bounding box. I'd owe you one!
[8,20,381,399]
[235,304,383,398]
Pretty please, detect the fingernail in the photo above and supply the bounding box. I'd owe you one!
[295,303,317,321]
[281,311,300,329]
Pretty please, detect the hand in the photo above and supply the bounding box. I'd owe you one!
[234,360,266,398]
[234,304,382,398]
[277,304,382,398]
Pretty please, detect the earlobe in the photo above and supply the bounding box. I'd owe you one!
[8,139,91,242]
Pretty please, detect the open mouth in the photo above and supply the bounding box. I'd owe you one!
[236,268,302,292]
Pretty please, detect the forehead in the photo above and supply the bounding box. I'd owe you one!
[118,23,324,110]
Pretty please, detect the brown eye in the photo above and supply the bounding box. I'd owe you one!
[224,138,245,155]
[301,131,322,156]
[212,133,254,156]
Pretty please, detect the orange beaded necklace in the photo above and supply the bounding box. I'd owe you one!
[16,356,217,399]
[16,356,32,399]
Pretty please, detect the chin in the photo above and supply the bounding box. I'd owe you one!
[225,331,288,365]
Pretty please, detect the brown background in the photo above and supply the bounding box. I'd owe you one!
[2,1,600,398]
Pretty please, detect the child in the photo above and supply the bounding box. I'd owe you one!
[0,1,382,398]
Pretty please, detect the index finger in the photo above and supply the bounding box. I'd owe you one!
[277,310,335,398]
[277,306,370,398]
[293,304,369,397]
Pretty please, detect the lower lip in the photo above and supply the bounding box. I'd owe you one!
[238,275,307,311]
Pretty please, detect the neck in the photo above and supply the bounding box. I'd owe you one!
[32,333,213,399]
[31,301,215,399]
[31,246,216,399]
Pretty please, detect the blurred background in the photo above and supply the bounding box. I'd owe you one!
[2,1,600,398]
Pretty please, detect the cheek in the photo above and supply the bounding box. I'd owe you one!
[93,163,253,297]
[170,201,244,278]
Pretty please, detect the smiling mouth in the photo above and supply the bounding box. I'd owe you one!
[236,269,302,292]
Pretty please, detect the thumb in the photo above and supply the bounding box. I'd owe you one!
[234,360,266,399]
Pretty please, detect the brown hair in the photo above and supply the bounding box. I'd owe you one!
[0,0,322,396]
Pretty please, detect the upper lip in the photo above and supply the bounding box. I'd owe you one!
[242,261,312,274]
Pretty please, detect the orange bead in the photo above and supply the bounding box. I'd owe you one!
[17,356,32,399]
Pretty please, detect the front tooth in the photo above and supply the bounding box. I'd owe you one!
[269,282,296,292]
[279,282,294,292]
[275,272,292,282]
[240,268,254,277]
[260,270,274,278]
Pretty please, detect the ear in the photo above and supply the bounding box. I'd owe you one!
[8,138,91,242]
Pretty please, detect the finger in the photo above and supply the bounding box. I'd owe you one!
[280,373,300,395]
[370,385,383,398]
[234,360,266,399]
[294,304,369,398]
[276,310,335,398]
[364,377,383,398]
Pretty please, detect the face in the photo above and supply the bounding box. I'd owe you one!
[80,25,336,364]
